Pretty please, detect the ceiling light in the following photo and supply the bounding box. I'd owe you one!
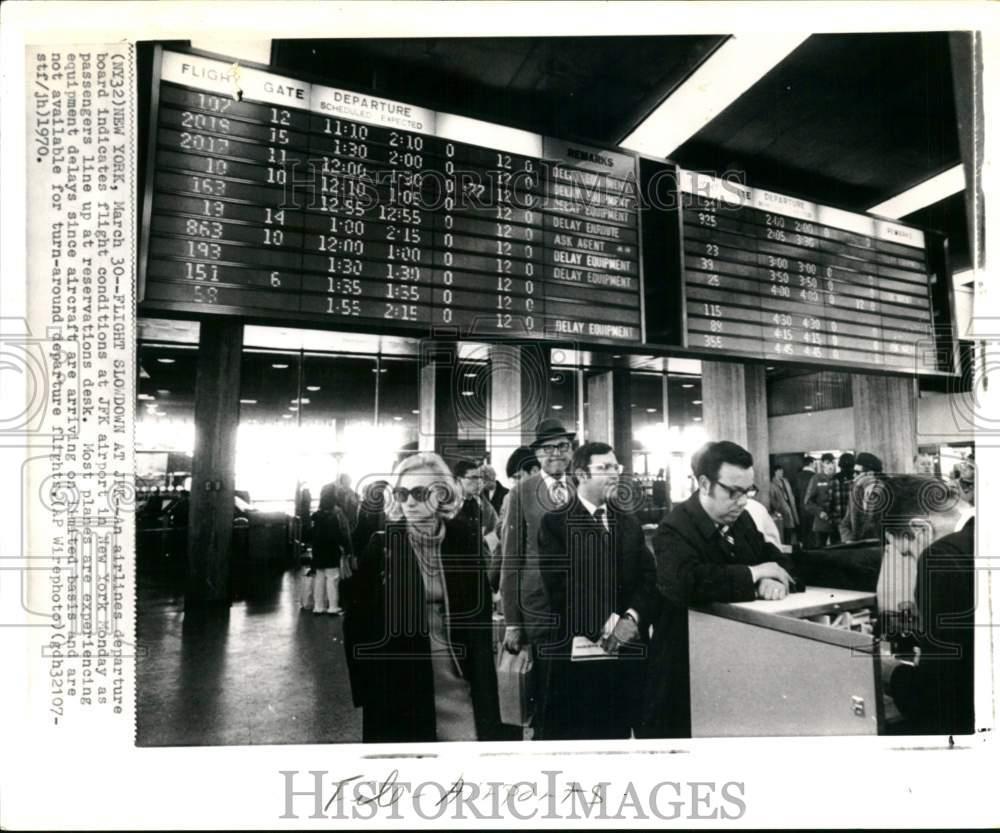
[464,372,477,378]
[619,33,810,157]
[552,404,564,410]
[646,408,657,413]
[156,358,175,364]
[682,384,694,389]
[693,417,702,422]
[766,366,775,371]
[239,399,257,405]
[289,406,298,412]
[804,405,813,411]
[290,398,310,405]
[272,363,289,369]
[392,416,402,421]
[461,391,474,397]
[550,376,560,382]
[693,399,702,405]
[138,393,154,401]
[868,165,965,219]
[156,389,170,395]
[282,414,292,419]
[411,409,419,415]
[306,385,321,392]
[612,355,622,359]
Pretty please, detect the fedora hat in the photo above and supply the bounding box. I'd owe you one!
[530,418,576,449]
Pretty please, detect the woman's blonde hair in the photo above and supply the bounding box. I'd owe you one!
[386,451,463,522]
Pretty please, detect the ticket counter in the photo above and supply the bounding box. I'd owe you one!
[689,587,883,737]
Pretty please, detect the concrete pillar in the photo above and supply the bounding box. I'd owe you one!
[418,340,459,461]
[186,318,243,607]
[851,374,918,474]
[701,360,770,505]
[487,344,549,485]
[586,371,613,444]
[612,367,633,473]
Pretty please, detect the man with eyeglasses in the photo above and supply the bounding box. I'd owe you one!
[534,441,659,740]
[640,440,795,739]
[500,419,577,660]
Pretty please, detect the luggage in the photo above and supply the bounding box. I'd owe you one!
[299,566,316,611]
[496,647,534,727]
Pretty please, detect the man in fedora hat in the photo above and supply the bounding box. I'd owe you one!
[500,418,577,658]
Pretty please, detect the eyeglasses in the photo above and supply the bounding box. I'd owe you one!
[537,440,571,455]
[587,463,623,474]
[713,480,758,500]
[393,485,440,503]
[461,474,483,481]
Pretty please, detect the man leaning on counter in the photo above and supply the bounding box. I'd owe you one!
[640,441,796,739]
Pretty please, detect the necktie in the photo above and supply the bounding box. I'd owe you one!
[551,479,568,507]
[593,506,607,531]
[719,525,736,559]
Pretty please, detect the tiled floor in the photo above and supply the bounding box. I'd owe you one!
[136,564,361,746]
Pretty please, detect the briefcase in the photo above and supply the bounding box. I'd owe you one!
[496,647,533,727]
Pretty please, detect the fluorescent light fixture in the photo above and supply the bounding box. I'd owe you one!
[620,33,810,158]
[156,358,175,364]
[271,363,289,369]
[552,404,564,410]
[138,394,154,401]
[682,383,694,389]
[646,408,657,413]
[239,399,257,405]
[868,165,966,219]
[306,385,321,392]
[693,399,703,405]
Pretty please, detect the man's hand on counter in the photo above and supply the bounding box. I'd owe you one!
[756,577,788,601]
[749,561,793,587]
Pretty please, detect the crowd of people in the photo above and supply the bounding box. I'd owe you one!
[294,424,975,743]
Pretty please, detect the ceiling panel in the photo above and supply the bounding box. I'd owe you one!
[670,32,960,212]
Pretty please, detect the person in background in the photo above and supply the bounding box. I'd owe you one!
[839,451,884,543]
[769,464,799,548]
[912,451,938,476]
[309,482,352,615]
[641,441,795,738]
[804,453,838,547]
[341,478,390,709]
[828,452,855,545]
[334,472,360,531]
[878,474,975,735]
[793,455,816,548]
[481,464,508,516]
[535,442,660,740]
[500,419,577,656]
[347,452,503,742]
[950,454,975,506]
[453,459,501,587]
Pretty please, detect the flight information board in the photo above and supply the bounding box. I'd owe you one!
[139,49,647,345]
[677,170,947,373]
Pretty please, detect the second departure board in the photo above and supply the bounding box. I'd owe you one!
[675,171,949,373]
[139,49,652,346]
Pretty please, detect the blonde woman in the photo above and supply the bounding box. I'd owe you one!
[346,452,503,743]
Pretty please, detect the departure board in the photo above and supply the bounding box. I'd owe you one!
[676,170,948,373]
[139,49,647,345]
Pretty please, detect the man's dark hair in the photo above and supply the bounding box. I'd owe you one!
[571,441,614,479]
[821,452,835,464]
[838,452,856,474]
[452,459,479,480]
[695,441,754,482]
[883,474,962,524]
[803,454,815,465]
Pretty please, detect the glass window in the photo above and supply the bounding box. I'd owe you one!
[136,341,199,489]
[666,376,705,503]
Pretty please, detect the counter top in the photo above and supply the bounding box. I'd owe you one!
[694,586,877,649]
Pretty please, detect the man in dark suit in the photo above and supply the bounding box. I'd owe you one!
[500,419,577,654]
[878,475,975,735]
[641,441,795,738]
[482,464,509,515]
[535,441,660,740]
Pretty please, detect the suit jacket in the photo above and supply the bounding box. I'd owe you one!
[889,518,974,735]
[535,498,660,739]
[488,482,509,515]
[640,491,792,738]
[345,515,503,743]
[499,472,571,644]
